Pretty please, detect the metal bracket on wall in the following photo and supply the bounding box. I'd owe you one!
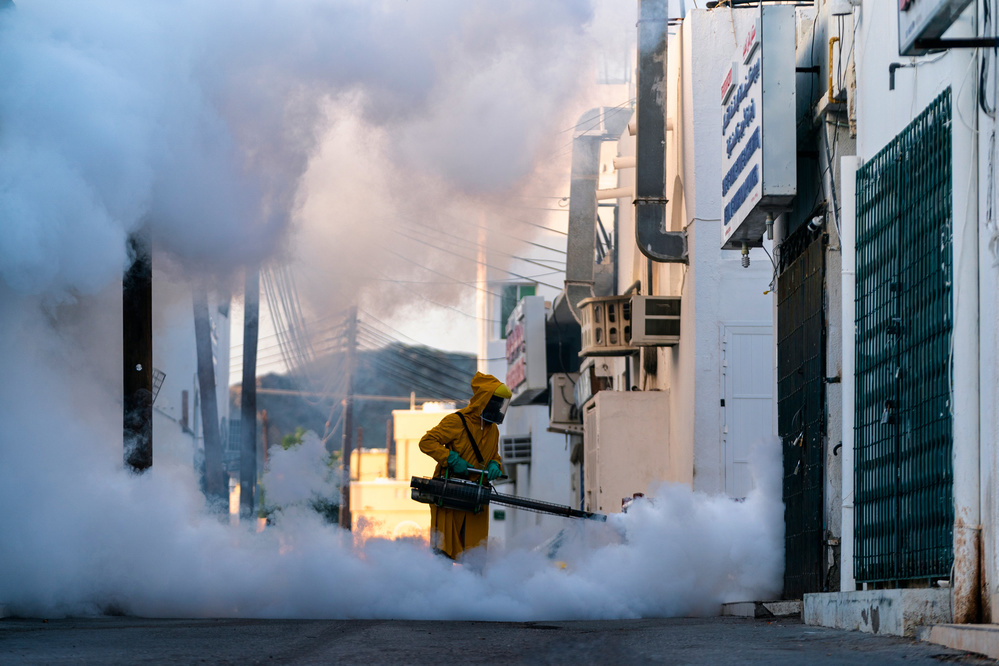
[914,38,999,50]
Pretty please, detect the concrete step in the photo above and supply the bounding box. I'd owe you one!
[804,589,950,636]
[721,600,802,618]
[917,624,999,660]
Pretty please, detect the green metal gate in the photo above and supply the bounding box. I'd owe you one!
[778,229,826,598]
[854,89,953,584]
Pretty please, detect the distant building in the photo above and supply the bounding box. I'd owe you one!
[348,402,453,542]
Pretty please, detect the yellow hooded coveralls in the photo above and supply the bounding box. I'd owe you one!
[419,372,505,560]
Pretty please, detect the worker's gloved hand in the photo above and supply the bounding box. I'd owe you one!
[485,460,502,481]
[447,451,469,475]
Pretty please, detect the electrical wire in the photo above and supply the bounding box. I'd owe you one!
[372,271,563,287]
[382,250,505,300]
[378,271,503,324]
[390,226,566,276]
[386,240,563,291]
[401,212,567,256]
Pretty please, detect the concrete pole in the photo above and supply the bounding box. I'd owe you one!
[193,285,226,504]
[952,60,982,622]
[840,156,861,593]
[978,20,999,620]
[239,268,259,519]
[476,216,489,373]
[123,229,153,472]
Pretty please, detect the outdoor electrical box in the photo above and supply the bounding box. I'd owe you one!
[578,295,634,356]
[583,390,670,514]
[630,296,681,346]
[719,6,796,250]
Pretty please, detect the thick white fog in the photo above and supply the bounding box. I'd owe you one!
[0,0,784,620]
[0,334,783,620]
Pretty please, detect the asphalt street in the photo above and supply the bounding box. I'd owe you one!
[0,615,994,665]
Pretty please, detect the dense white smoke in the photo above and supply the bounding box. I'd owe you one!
[0,0,594,296]
[0,331,783,620]
[0,0,784,620]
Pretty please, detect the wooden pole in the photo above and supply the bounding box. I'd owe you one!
[338,306,357,530]
[239,268,260,518]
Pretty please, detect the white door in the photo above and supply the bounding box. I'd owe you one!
[721,325,774,498]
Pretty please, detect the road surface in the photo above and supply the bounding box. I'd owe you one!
[0,615,992,664]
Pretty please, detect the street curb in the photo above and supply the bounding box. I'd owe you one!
[917,624,999,660]
[721,600,802,618]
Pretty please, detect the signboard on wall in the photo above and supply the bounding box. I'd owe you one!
[719,6,796,250]
[898,0,975,56]
[505,296,548,400]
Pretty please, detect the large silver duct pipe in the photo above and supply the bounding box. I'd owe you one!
[563,107,631,323]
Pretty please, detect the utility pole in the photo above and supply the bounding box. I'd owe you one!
[261,409,270,466]
[355,427,363,481]
[386,417,395,479]
[338,306,357,530]
[123,229,153,471]
[239,267,259,519]
[476,215,489,373]
[193,285,225,505]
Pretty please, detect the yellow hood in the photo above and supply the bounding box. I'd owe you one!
[460,372,506,417]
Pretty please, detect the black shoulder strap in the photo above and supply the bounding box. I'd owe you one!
[455,412,485,464]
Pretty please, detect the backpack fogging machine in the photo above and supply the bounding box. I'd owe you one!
[410,467,607,522]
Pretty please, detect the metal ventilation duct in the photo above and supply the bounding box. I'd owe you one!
[563,106,631,323]
[635,0,686,263]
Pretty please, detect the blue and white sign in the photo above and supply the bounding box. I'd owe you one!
[719,7,796,250]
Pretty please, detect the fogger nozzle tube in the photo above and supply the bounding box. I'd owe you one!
[410,476,607,522]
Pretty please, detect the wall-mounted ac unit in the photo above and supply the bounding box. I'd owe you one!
[578,296,633,356]
[500,434,532,466]
[630,296,681,346]
[549,373,581,433]
[574,357,615,409]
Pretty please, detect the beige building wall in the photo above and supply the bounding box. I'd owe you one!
[349,404,454,542]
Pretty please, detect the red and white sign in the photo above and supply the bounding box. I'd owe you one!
[741,19,760,64]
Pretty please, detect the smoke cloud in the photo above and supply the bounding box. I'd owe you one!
[0,0,597,299]
[0,1,784,621]
[0,313,783,619]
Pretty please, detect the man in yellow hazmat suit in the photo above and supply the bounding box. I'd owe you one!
[419,372,510,560]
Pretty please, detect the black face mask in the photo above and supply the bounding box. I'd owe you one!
[480,394,510,424]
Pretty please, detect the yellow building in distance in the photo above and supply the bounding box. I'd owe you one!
[349,402,456,542]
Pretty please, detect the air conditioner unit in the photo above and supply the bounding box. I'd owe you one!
[549,373,581,433]
[500,434,532,466]
[630,296,681,346]
[578,296,633,356]
[574,358,614,409]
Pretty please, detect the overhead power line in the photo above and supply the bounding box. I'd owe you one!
[391,227,566,280]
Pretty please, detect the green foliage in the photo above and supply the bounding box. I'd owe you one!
[280,426,307,450]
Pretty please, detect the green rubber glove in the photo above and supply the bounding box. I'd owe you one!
[486,460,502,481]
[447,451,469,475]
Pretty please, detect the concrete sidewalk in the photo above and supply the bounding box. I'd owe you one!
[919,623,999,660]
